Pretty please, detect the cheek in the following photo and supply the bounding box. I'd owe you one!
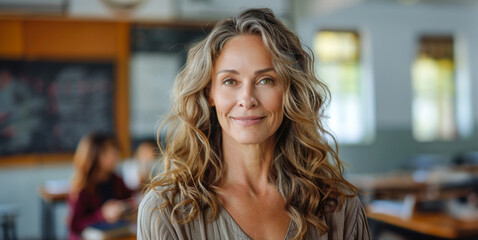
[264,90,284,115]
[212,91,235,116]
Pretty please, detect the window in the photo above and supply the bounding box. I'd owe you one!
[313,30,373,144]
[412,36,459,141]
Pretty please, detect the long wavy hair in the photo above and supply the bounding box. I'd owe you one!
[70,133,119,200]
[150,8,357,240]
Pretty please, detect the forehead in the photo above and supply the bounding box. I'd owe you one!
[213,34,272,72]
[101,141,119,151]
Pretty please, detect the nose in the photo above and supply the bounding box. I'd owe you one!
[237,83,258,109]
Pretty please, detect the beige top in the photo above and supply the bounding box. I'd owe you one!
[137,190,370,240]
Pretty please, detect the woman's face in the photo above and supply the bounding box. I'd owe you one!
[209,34,283,145]
[99,144,119,173]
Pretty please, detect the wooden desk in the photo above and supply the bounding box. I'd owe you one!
[39,186,69,202]
[353,169,478,239]
[349,172,475,202]
[367,209,478,239]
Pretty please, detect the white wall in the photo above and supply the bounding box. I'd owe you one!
[296,2,478,173]
[0,163,73,239]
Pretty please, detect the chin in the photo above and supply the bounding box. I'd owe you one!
[236,139,265,145]
[232,133,272,145]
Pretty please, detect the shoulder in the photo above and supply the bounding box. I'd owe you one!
[342,195,364,219]
[323,195,371,240]
[139,189,166,214]
[137,189,178,240]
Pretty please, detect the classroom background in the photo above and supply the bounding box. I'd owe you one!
[1,0,478,239]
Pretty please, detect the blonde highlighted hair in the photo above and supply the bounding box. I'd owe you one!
[150,8,357,240]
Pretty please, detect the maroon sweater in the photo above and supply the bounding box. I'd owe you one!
[68,173,133,240]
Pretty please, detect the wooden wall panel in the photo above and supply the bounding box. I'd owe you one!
[23,20,119,58]
[0,20,24,57]
[114,22,131,157]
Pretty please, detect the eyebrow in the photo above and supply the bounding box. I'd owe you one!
[215,67,275,77]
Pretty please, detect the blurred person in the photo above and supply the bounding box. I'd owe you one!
[122,140,159,191]
[68,133,136,240]
[138,8,370,240]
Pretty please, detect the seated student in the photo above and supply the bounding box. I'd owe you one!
[122,140,160,191]
[68,133,136,240]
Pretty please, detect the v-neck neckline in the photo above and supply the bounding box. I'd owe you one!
[219,204,294,240]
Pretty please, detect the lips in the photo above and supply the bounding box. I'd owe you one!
[231,116,265,126]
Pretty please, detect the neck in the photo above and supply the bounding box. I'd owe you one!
[94,169,111,183]
[221,135,276,194]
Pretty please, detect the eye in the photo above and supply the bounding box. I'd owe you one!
[258,77,274,85]
[222,78,236,86]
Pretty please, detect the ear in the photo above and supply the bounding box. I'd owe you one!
[205,85,215,106]
[208,98,215,107]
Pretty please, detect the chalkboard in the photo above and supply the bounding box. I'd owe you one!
[0,59,115,156]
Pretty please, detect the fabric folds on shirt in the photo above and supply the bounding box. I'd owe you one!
[137,189,370,240]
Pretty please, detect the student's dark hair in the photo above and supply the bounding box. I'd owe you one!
[70,132,119,199]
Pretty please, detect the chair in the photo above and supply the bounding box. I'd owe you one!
[0,204,18,240]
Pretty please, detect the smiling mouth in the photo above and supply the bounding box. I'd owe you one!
[231,116,265,126]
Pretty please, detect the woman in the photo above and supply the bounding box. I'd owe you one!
[138,8,370,240]
[68,133,135,240]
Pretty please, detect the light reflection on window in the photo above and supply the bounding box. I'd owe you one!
[412,36,457,141]
[314,30,369,144]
